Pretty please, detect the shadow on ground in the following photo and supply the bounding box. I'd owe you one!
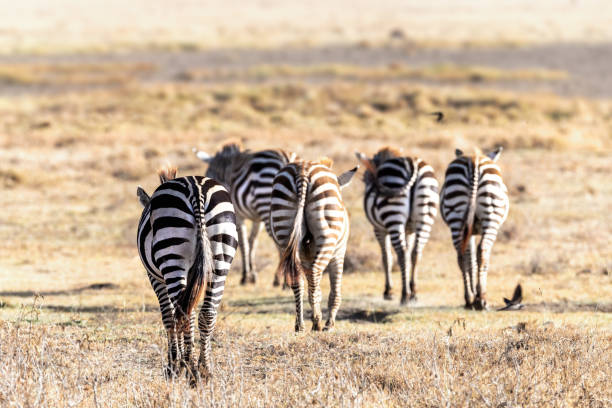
[0,282,119,298]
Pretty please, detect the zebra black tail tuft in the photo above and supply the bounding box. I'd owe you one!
[277,166,309,287]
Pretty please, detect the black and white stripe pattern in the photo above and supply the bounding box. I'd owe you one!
[356,148,439,305]
[194,143,297,285]
[137,174,238,382]
[270,159,357,332]
[440,147,509,310]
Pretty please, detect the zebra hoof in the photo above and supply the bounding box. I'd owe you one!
[163,365,179,380]
[409,293,418,303]
[323,322,334,332]
[185,364,200,387]
[248,274,257,284]
[197,365,212,384]
[400,294,410,306]
[474,298,488,311]
[311,321,323,332]
[295,324,305,333]
[464,303,475,310]
[240,276,248,285]
[383,291,393,301]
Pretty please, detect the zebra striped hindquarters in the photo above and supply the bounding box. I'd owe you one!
[440,147,509,311]
[137,173,238,383]
[270,159,358,332]
[194,143,297,286]
[356,148,439,305]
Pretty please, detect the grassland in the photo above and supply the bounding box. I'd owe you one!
[0,70,610,406]
[1,3,612,403]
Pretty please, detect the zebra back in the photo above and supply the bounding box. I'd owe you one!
[270,159,354,280]
[440,149,508,246]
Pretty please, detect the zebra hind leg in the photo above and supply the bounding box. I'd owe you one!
[305,271,323,331]
[389,227,409,305]
[164,327,181,379]
[237,219,251,285]
[374,230,393,300]
[324,257,344,331]
[149,278,182,379]
[457,249,474,310]
[291,276,305,332]
[406,231,418,302]
[474,235,494,311]
[182,311,198,382]
[196,304,218,384]
[247,221,263,283]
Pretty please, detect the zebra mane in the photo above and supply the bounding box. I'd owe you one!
[361,146,403,186]
[206,142,250,186]
[372,146,402,166]
[157,163,178,184]
[318,157,334,168]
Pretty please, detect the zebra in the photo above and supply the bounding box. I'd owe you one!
[270,158,358,332]
[439,147,509,310]
[194,142,297,286]
[355,147,439,305]
[136,164,238,383]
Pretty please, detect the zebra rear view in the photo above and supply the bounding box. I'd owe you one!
[194,142,297,286]
[355,147,439,305]
[270,158,358,332]
[440,147,509,310]
[136,165,238,383]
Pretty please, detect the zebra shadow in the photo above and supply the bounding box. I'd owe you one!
[0,282,119,298]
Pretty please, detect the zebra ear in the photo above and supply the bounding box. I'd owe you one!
[455,148,464,157]
[193,147,212,163]
[487,146,503,162]
[355,151,367,162]
[338,166,359,189]
[137,186,151,207]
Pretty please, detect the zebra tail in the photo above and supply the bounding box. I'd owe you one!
[177,192,212,319]
[278,167,309,287]
[376,158,418,196]
[460,156,479,254]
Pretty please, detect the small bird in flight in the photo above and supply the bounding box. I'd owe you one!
[498,284,524,311]
[430,111,444,123]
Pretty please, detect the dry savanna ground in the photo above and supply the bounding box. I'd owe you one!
[1,3,612,406]
[0,65,610,406]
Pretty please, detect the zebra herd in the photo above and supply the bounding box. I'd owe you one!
[136,142,509,383]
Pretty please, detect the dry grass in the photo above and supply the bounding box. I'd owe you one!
[1,82,611,152]
[0,56,611,406]
[180,63,569,83]
[0,62,155,86]
[1,313,610,407]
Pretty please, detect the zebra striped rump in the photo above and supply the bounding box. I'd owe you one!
[270,158,357,332]
[355,147,439,305]
[440,147,509,310]
[137,166,238,383]
[194,142,297,285]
